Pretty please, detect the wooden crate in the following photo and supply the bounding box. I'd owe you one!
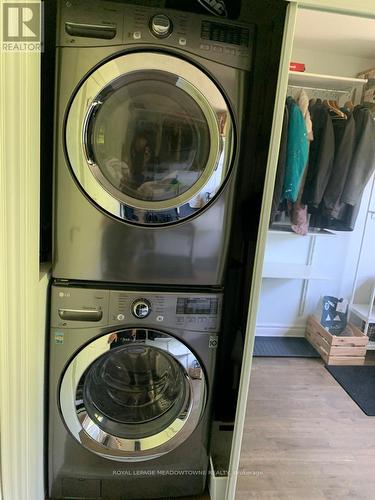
[305,315,368,365]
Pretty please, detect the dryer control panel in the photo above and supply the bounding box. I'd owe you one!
[57,0,253,71]
[51,284,223,333]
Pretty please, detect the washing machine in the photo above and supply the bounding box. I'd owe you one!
[53,0,253,286]
[48,282,222,499]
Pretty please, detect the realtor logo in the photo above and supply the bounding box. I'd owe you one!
[2,2,43,51]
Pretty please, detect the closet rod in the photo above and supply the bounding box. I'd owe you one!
[287,84,352,95]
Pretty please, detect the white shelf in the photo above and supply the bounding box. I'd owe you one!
[288,71,367,90]
[366,341,375,351]
[269,225,334,237]
[350,304,375,322]
[263,262,331,280]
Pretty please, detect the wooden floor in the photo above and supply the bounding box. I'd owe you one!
[236,357,375,500]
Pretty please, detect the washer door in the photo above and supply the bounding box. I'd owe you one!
[59,329,207,462]
[65,51,234,225]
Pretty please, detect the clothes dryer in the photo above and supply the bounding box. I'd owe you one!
[48,283,222,499]
[53,0,253,285]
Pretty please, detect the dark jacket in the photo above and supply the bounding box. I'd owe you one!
[342,106,375,206]
[270,105,289,222]
[322,113,356,218]
[311,105,375,231]
[302,101,335,209]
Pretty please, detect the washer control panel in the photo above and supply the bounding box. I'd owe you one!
[50,285,222,333]
[109,291,222,332]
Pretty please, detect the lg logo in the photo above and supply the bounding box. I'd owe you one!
[2,2,43,51]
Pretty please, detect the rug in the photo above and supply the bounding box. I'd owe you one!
[326,365,375,416]
[253,336,320,357]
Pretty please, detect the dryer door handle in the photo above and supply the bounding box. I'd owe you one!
[58,308,103,322]
[65,22,117,40]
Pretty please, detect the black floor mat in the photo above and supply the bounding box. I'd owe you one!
[326,365,375,416]
[253,336,320,358]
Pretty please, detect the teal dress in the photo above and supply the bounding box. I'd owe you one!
[282,97,309,202]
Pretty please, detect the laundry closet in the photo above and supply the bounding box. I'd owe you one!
[227,3,375,499]
[257,9,375,342]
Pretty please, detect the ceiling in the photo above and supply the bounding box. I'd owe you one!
[294,9,375,59]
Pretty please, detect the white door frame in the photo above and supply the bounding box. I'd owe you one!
[225,3,299,498]
[0,1,46,500]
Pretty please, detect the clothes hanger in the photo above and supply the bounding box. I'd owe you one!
[323,99,346,119]
[330,100,347,119]
[323,99,335,112]
[344,100,354,111]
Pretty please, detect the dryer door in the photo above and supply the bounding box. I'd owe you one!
[59,329,207,462]
[65,52,234,225]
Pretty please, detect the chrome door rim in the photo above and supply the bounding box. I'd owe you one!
[59,329,207,462]
[65,51,234,225]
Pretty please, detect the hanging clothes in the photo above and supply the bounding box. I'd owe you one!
[309,105,375,231]
[270,105,289,222]
[291,204,308,234]
[296,89,314,141]
[310,198,360,232]
[270,90,374,233]
[342,106,375,205]
[321,112,356,219]
[282,97,309,202]
[327,105,375,231]
[302,100,335,210]
[291,89,314,235]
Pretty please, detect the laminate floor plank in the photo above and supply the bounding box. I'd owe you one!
[236,357,375,500]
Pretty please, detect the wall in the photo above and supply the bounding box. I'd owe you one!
[292,47,375,77]
[290,0,375,17]
[0,1,48,499]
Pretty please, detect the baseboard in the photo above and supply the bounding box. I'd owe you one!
[255,324,306,337]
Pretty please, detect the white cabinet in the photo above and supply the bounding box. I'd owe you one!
[264,227,334,280]
[263,261,330,280]
[259,229,336,330]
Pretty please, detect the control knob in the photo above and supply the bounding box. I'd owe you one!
[150,14,172,38]
[132,299,152,319]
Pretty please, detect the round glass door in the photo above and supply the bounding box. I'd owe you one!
[60,329,207,461]
[87,74,211,204]
[66,52,234,225]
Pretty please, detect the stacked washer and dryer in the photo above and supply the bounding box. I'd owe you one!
[49,1,252,498]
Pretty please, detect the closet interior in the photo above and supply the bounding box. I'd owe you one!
[256,8,375,347]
